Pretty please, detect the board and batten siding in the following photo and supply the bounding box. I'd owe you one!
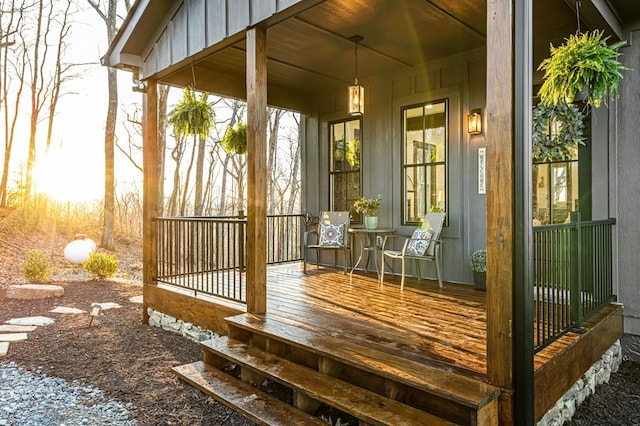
[615,29,640,335]
[305,48,487,285]
[136,0,308,81]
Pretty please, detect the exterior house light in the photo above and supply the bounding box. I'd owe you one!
[348,35,364,116]
[468,109,482,135]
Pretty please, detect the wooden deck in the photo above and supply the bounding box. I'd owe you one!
[158,262,622,424]
[267,264,489,379]
[264,263,587,379]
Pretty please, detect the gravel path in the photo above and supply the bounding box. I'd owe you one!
[0,362,136,426]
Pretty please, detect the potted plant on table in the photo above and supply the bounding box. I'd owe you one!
[470,249,486,291]
[354,194,382,230]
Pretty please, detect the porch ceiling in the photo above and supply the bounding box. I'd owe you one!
[125,0,636,110]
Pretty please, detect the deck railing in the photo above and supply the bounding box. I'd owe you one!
[153,212,615,350]
[154,213,304,303]
[533,212,616,351]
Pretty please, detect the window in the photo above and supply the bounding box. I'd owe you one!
[533,153,579,225]
[330,118,361,220]
[402,100,448,225]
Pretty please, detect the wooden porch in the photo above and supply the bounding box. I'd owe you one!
[156,264,622,425]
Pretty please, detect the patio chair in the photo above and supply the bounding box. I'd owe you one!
[380,212,446,289]
[303,211,351,275]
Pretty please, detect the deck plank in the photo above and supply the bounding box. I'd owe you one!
[172,361,327,426]
[203,336,457,426]
[225,312,500,410]
[267,266,489,375]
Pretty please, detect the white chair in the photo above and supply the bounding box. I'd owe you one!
[380,212,446,289]
[303,211,351,275]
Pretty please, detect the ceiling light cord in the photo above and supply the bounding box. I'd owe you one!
[354,39,359,84]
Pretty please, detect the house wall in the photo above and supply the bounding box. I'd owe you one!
[304,48,487,285]
[135,0,308,80]
[613,28,640,337]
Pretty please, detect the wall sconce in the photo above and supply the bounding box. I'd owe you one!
[348,35,364,116]
[468,109,482,135]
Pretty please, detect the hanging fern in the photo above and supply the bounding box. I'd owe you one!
[166,87,215,139]
[537,30,629,108]
[221,122,248,154]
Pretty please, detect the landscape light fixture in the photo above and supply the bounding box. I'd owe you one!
[348,35,364,116]
[468,109,482,135]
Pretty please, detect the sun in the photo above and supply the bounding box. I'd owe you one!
[34,144,104,203]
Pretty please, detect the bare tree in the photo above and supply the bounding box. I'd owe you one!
[267,107,283,214]
[0,0,28,206]
[166,137,185,217]
[156,84,169,215]
[117,83,169,216]
[18,0,74,215]
[86,0,131,250]
[24,0,49,210]
[285,113,301,214]
[44,0,72,150]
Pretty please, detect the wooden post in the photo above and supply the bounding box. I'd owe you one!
[142,78,159,324]
[486,0,534,424]
[246,26,268,314]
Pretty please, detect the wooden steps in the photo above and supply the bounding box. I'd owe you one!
[173,311,501,425]
[172,361,326,426]
[199,335,456,426]
[226,312,499,425]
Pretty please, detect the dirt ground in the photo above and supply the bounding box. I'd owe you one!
[1,279,258,426]
[1,208,639,425]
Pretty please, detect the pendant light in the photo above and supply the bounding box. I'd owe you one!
[348,35,364,116]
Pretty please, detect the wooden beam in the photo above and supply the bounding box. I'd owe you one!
[246,26,268,314]
[144,285,244,335]
[486,0,515,393]
[142,78,158,324]
[533,304,623,421]
[486,0,534,424]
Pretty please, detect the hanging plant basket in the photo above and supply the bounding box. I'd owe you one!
[532,102,587,162]
[221,122,248,154]
[537,30,629,108]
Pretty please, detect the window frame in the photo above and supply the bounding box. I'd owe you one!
[329,117,362,222]
[400,98,449,226]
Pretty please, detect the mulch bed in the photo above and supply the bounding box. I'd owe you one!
[3,279,640,425]
[1,279,256,426]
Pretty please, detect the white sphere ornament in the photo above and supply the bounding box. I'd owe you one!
[64,239,94,264]
[84,238,97,254]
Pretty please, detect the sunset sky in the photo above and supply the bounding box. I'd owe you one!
[28,5,143,202]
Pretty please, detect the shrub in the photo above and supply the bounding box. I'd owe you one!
[21,249,53,283]
[83,252,119,280]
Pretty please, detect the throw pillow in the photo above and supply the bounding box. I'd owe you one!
[318,223,345,247]
[405,227,433,256]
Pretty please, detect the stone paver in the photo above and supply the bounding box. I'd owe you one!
[50,306,87,314]
[2,301,126,358]
[92,302,122,310]
[5,316,55,326]
[0,325,37,333]
[129,295,143,304]
[0,333,28,342]
[6,284,64,300]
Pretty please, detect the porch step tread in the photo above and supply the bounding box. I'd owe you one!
[226,312,500,410]
[202,336,456,426]
[172,361,326,426]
